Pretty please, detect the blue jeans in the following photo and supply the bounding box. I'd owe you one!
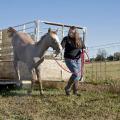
[65,58,81,81]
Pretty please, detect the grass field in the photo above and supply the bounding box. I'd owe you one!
[85,61,120,84]
[0,87,120,120]
[0,61,120,120]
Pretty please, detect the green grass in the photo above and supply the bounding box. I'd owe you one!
[0,89,120,120]
[85,61,120,84]
[0,61,120,120]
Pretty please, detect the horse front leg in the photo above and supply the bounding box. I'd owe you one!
[35,67,43,95]
[13,61,21,87]
[27,68,36,95]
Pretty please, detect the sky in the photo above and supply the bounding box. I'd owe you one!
[0,0,120,57]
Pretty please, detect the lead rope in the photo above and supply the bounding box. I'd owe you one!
[52,49,90,76]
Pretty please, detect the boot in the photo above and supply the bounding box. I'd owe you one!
[65,77,74,96]
[73,80,80,96]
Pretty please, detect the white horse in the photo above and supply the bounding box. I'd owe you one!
[7,27,62,95]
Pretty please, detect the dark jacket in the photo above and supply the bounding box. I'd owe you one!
[61,36,85,59]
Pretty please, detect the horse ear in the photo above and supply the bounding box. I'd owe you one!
[7,27,16,33]
[55,28,59,33]
[48,28,51,33]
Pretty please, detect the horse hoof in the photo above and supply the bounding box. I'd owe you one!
[27,90,32,95]
[40,91,44,96]
[16,82,22,89]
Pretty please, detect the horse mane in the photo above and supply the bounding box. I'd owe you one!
[36,33,48,45]
[36,31,57,45]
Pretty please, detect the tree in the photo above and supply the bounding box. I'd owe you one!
[95,49,107,61]
[107,55,114,61]
[114,52,120,61]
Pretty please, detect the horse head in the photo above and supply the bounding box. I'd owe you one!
[47,28,62,55]
[7,27,17,37]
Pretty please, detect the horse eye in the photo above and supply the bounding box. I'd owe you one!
[54,40,57,43]
[54,40,57,44]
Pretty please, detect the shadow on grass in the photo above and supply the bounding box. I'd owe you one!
[0,85,66,98]
[0,83,120,98]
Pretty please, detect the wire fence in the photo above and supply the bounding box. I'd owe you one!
[85,43,120,84]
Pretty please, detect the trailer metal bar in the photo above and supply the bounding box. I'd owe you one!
[41,20,83,29]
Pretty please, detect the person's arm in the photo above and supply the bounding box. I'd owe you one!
[61,37,67,49]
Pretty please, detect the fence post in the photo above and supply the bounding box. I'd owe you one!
[35,20,40,42]
[81,27,87,82]
[61,25,64,60]
[0,30,2,44]
[0,30,2,60]
[92,58,94,81]
[100,60,102,81]
[60,25,64,81]
[119,56,120,80]
[96,62,98,82]
[105,60,107,81]
[23,24,26,32]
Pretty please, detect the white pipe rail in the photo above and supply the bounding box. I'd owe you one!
[0,19,87,62]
